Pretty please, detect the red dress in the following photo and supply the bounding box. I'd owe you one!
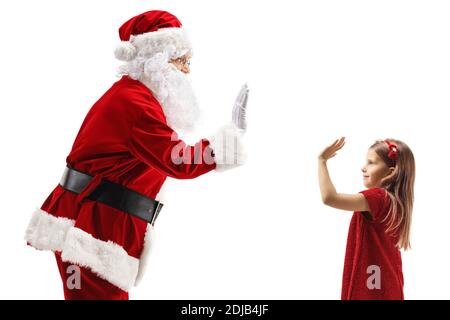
[24,76,242,299]
[341,188,404,300]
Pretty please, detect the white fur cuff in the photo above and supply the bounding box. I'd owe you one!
[208,123,247,172]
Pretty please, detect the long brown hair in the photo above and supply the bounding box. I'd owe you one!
[370,139,415,250]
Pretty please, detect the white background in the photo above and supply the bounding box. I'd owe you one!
[1,0,449,299]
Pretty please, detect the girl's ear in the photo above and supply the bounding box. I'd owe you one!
[380,167,396,186]
[384,167,396,179]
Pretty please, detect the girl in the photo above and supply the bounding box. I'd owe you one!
[318,137,415,300]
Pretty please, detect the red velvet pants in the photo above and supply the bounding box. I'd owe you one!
[54,252,129,300]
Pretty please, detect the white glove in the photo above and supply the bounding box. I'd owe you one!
[232,84,249,131]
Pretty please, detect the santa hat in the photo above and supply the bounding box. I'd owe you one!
[114,10,192,62]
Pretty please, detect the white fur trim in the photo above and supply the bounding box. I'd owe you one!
[24,208,153,291]
[24,208,75,251]
[61,227,139,292]
[114,41,137,61]
[134,224,155,286]
[115,27,191,62]
[134,185,165,286]
[209,123,247,172]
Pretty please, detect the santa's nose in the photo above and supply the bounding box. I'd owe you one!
[182,65,191,74]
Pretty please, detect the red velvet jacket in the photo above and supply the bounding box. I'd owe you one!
[24,76,242,291]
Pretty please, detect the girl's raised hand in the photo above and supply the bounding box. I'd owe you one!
[318,137,346,161]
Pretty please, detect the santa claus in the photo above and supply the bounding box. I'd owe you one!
[24,10,248,300]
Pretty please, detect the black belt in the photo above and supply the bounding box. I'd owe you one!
[59,165,163,225]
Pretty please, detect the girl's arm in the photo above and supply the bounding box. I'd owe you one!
[318,138,369,212]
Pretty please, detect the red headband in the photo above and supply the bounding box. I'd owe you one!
[384,140,399,160]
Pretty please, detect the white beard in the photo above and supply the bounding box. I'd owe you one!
[118,52,201,133]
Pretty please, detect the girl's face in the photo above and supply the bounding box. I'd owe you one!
[361,148,393,188]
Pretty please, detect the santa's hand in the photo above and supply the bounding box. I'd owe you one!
[232,84,249,131]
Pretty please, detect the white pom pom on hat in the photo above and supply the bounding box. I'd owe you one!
[114,41,137,61]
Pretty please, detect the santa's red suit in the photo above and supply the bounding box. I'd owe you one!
[24,11,245,300]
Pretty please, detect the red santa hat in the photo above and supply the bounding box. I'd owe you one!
[114,10,192,62]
